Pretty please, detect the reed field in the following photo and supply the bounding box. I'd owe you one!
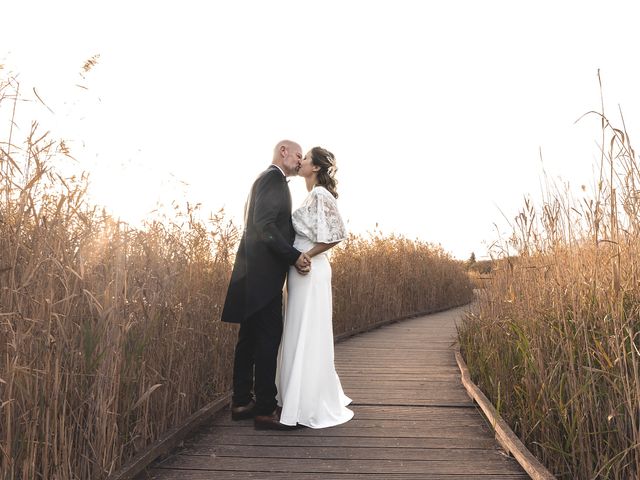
[458,106,640,478]
[332,233,474,336]
[0,76,473,480]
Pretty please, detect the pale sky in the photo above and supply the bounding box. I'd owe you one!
[2,0,639,259]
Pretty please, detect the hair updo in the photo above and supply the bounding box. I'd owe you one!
[310,146,339,199]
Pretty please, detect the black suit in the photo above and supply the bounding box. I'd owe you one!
[221,165,301,414]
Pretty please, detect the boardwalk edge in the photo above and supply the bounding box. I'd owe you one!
[455,351,557,480]
[107,393,231,480]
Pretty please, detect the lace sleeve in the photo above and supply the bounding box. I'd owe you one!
[312,187,347,243]
[292,187,347,243]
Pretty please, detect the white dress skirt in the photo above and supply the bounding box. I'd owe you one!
[276,233,354,428]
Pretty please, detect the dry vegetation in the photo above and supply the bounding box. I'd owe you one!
[458,99,640,478]
[333,234,474,336]
[466,258,495,290]
[1,78,239,480]
[0,76,473,479]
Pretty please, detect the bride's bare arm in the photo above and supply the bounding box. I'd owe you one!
[306,241,340,258]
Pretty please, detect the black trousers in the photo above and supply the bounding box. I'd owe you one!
[231,293,283,415]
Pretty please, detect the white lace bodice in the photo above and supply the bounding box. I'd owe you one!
[292,186,346,245]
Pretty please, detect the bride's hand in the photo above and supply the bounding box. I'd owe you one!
[295,253,311,275]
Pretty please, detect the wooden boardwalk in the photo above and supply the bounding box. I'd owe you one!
[140,306,529,479]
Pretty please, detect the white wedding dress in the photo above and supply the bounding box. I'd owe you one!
[276,186,354,428]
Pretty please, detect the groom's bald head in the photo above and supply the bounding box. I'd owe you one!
[272,140,302,176]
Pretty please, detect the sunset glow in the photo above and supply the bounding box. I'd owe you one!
[2,0,638,258]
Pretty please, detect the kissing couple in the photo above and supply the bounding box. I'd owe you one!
[221,140,354,430]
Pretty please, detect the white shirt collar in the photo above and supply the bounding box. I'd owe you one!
[271,164,286,177]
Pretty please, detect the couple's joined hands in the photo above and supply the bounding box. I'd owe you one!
[295,253,312,275]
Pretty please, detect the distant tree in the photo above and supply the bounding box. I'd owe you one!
[465,252,477,270]
[475,260,494,274]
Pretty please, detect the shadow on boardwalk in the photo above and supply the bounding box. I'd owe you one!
[140,306,528,479]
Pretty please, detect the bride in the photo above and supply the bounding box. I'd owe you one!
[275,146,354,428]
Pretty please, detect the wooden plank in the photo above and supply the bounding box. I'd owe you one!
[339,383,469,391]
[196,424,496,440]
[330,405,481,419]
[165,444,506,461]
[182,434,499,451]
[338,370,461,375]
[210,409,485,430]
[337,368,460,373]
[343,387,470,395]
[338,369,460,373]
[339,373,462,379]
[210,421,491,435]
[143,470,530,480]
[338,354,455,357]
[336,350,458,356]
[341,379,463,385]
[154,456,527,475]
[342,394,472,402]
[212,419,487,429]
[341,385,465,391]
[338,396,473,406]
[340,372,461,378]
[340,347,456,352]
[338,368,461,372]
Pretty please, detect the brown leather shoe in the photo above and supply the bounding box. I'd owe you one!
[254,409,297,430]
[231,400,256,421]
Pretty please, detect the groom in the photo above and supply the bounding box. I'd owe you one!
[221,140,311,430]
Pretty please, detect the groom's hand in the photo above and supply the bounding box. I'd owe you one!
[295,253,311,275]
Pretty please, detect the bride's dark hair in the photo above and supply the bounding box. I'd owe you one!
[311,147,339,199]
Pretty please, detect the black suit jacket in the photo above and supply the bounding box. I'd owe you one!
[221,166,301,323]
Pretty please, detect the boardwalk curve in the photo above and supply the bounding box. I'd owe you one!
[141,306,528,479]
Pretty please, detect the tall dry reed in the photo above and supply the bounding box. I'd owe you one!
[458,87,640,478]
[333,233,474,336]
[0,76,239,479]
[1,74,473,479]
